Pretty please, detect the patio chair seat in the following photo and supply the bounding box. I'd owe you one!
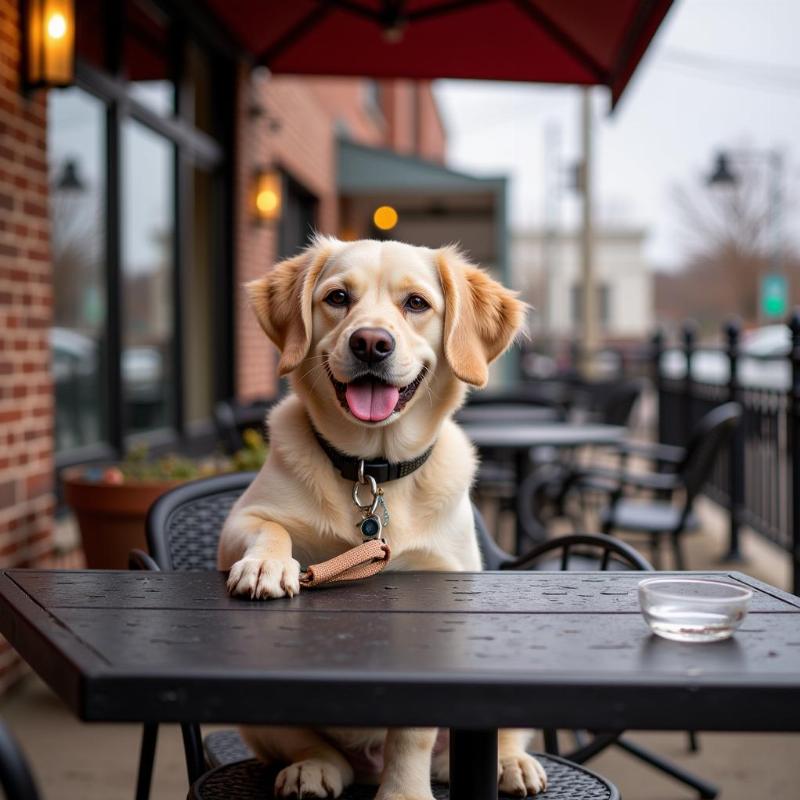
[189,755,619,800]
[600,499,700,534]
[205,730,253,768]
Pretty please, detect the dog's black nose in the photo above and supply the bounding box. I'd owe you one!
[349,327,395,363]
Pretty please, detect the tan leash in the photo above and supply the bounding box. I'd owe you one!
[299,538,391,588]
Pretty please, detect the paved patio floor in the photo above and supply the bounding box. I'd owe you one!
[2,498,799,799]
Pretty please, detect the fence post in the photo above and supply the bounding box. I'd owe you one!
[651,328,665,445]
[725,318,744,562]
[789,309,800,594]
[682,321,697,446]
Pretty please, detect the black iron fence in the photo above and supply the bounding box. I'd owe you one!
[651,313,800,593]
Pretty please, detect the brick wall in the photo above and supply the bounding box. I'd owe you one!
[381,80,415,155]
[416,82,446,163]
[0,0,55,691]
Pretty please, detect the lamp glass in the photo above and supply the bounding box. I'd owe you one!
[253,170,282,222]
[373,205,398,231]
[26,0,75,87]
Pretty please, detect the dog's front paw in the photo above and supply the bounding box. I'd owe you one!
[226,557,301,599]
[275,758,345,798]
[499,752,548,796]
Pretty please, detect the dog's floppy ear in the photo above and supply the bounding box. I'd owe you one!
[436,247,526,387]
[246,244,330,375]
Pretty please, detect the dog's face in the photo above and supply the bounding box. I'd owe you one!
[247,237,525,428]
[311,239,443,425]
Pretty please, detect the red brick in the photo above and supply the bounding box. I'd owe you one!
[0,480,15,508]
[25,472,51,499]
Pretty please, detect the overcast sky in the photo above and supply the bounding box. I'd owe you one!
[435,0,800,272]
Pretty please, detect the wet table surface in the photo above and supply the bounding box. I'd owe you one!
[0,570,799,731]
[454,405,559,425]
[461,422,626,450]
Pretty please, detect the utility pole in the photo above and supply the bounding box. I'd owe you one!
[769,150,784,277]
[542,122,561,341]
[579,87,598,374]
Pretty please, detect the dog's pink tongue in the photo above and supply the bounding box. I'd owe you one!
[345,380,400,422]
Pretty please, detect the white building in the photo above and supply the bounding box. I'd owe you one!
[512,228,653,341]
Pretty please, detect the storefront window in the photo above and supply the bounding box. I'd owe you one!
[50,1,229,465]
[48,88,107,453]
[122,120,175,434]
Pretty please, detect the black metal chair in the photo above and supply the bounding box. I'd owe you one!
[595,402,742,570]
[572,377,646,427]
[0,721,42,800]
[471,509,718,799]
[212,398,273,454]
[133,473,621,800]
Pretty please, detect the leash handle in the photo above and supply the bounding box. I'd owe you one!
[299,539,391,588]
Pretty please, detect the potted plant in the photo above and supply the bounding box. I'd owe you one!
[62,430,267,569]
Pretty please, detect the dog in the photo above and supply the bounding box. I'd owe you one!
[218,236,547,799]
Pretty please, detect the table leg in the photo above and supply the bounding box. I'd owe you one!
[514,448,531,553]
[449,728,497,800]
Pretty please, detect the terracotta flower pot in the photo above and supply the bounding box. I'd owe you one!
[62,468,181,569]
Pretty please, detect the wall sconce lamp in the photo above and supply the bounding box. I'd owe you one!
[252,168,283,224]
[22,0,76,90]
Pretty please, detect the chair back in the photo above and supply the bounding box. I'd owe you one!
[505,532,654,573]
[472,505,512,570]
[598,378,646,426]
[212,399,272,454]
[0,722,41,800]
[677,402,742,506]
[146,472,257,570]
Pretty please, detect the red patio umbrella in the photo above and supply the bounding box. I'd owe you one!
[205,0,673,107]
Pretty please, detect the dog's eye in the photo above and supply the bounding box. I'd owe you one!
[324,289,350,308]
[404,295,429,313]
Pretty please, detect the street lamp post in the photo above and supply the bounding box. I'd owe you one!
[706,147,786,320]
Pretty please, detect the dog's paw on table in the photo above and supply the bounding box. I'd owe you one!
[226,556,301,599]
[499,753,548,796]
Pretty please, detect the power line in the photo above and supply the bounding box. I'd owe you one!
[663,48,800,77]
[659,48,800,90]
[657,61,800,93]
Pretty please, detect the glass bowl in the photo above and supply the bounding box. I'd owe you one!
[638,578,752,643]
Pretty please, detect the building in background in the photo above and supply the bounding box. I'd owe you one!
[0,0,507,689]
[513,228,653,344]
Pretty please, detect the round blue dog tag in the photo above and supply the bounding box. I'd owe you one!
[360,515,382,539]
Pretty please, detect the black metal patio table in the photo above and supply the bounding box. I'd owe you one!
[461,422,627,550]
[1,569,800,799]
[454,405,559,425]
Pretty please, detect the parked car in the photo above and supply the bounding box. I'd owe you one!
[51,329,168,444]
[661,325,790,389]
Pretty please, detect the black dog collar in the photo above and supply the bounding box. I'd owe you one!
[312,428,434,483]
